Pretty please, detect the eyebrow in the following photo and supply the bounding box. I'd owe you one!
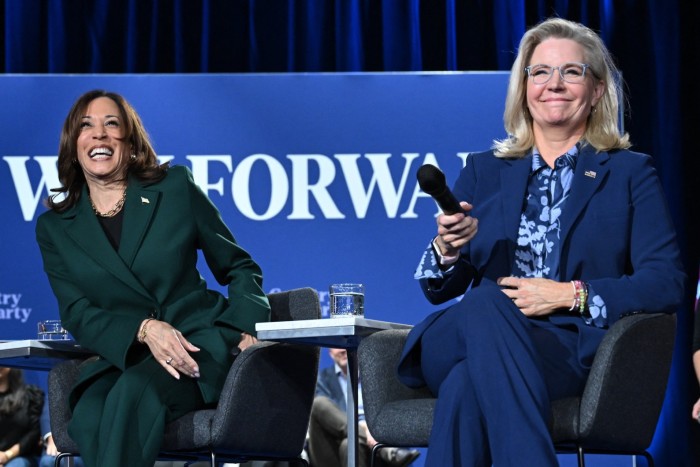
[81,114,121,119]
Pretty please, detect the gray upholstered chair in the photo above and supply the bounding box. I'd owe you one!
[358,312,676,467]
[48,287,321,467]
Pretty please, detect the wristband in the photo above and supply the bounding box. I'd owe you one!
[568,281,577,311]
[137,318,155,343]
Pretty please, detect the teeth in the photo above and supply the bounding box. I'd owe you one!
[90,148,113,158]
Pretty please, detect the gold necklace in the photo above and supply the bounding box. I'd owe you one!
[90,189,127,217]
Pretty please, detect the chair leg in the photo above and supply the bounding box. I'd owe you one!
[55,452,76,467]
[577,445,586,467]
[371,443,387,467]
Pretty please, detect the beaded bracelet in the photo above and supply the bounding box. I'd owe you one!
[569,281,578,311]
[577,281,586,316]
[137,318,155,343]
[570,280,588,316]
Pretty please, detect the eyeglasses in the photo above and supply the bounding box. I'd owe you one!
[524,62,592,85]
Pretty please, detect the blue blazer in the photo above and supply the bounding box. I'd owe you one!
[398,146,686,388]
[315,365,346,412]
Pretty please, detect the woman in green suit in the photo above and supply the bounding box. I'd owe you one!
[36,90,271,467]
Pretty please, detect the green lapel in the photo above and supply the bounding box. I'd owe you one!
[118,181,161,268]
[61,183,158,301]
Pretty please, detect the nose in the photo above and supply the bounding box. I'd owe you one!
[90,126,107,139]
[547,70,566,88]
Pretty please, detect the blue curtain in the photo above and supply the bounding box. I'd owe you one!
[3,0,699,464]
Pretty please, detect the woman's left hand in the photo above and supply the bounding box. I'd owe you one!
[497,277,574,317]
[142,319,201,380]
[692,397,700,421]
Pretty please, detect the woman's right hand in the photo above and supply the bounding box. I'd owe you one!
[692,397,700,421]
[237,332,258,351]
[45,435,58,457]
[434,201,478,257]
[141,319,200,380]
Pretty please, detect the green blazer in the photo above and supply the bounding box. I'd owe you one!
[36,165,270,406]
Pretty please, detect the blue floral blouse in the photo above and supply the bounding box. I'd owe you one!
[415,145,608,328]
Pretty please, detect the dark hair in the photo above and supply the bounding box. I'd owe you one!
[47,90,168,212]
[0,368,30,415]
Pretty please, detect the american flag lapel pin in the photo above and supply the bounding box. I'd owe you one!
[584,170,597,179]
[141,196,150,204]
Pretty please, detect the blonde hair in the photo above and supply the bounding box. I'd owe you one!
[493,17,630,157]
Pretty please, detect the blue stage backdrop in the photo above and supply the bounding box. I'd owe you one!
[0,72,509,339]
[1,73,658,466]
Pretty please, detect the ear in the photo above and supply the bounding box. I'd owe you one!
[591,79,605,108]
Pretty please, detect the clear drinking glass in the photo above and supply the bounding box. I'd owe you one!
[329,283,365,318]
[37,320,69,340]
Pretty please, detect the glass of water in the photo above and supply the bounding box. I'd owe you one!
[37,320,69,340]
[329,283,365,318]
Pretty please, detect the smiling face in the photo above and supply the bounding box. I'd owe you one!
[76,96,131,184]
[526,38,604,140]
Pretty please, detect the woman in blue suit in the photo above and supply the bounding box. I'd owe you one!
[397,18,685,466]
[36,90,270,467]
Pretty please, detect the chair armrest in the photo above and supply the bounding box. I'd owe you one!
[48,359,84,453]
[578,313,676,450]
[359,329,434,443]
[209,340,320,457]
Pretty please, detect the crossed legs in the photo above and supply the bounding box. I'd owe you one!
[419,284,587,467]
[308,396,370,467]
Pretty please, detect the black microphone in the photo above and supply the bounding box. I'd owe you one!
[416,164,463,215]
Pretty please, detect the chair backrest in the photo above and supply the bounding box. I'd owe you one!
[268,287,320,321]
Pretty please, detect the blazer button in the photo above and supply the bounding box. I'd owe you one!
[150,310,157,318]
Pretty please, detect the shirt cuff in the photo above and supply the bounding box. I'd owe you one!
[414,240,457,280]
[582,284,608,328]
[432,237,460,266]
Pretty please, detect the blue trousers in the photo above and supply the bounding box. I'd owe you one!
[5,457,37,467]
[419,284,589,467]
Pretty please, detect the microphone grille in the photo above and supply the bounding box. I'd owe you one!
[416,164,446,195]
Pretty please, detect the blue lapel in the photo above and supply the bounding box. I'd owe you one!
[559,145,610,245]
[499,156,532,264]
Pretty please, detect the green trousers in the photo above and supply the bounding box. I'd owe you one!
[68,356,204,467]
